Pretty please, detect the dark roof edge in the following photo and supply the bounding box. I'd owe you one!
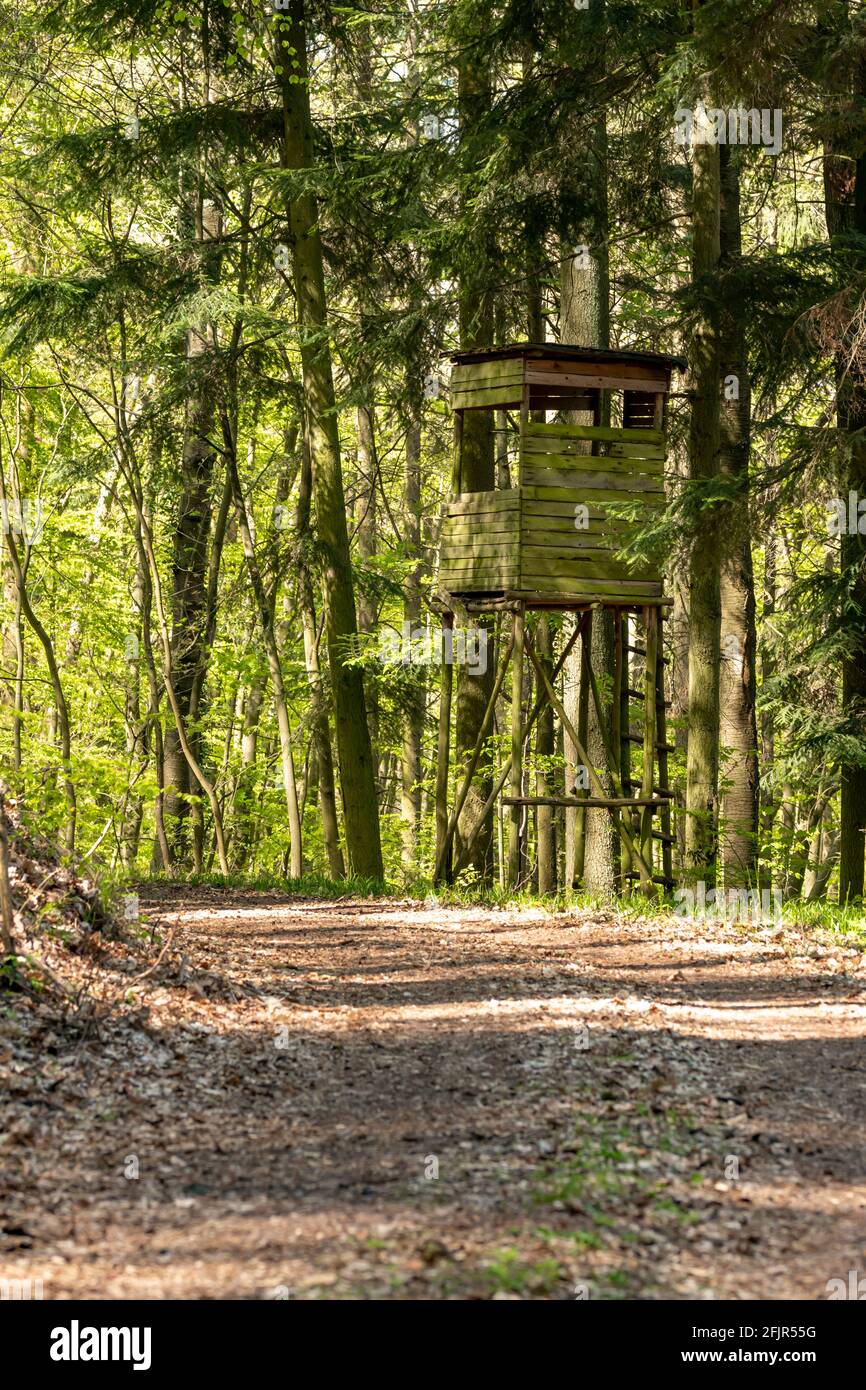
[449,341,687,372]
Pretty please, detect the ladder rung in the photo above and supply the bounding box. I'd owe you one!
[625,686,671,706]
[626,734,676,752]
[625,645,668,665]
[503,795,670,809]
[624,872,676,887]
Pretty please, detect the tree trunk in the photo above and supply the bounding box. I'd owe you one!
[163,195,221,868]
[453,33,496,878]
[824,104,866,899]
[684,97,722,883]
[583,612,618,896]
[295,430,345,880]
[275,0,382,880]
[759,516,778,883]
[121,538,146,869]
[0,444,76,856]
[559,86,612,893]
[355,402,380,773]
[401,403,424,870]
[231,651,266,872]
[224,417,303,877]
[535,615,557,893]
[0,813,16,955]
[718,145,759,888]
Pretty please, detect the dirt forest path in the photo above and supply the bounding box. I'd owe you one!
[3,888,866,1300]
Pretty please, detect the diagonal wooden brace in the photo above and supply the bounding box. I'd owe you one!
[433,631,514,884]
[523,626,655,889]
[451,614,589,878]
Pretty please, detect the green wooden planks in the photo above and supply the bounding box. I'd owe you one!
[517,574,662,596]
[451,387,524,410]
[521,548,655,578]
[441,539,518,560]
[524,369,668,393]
[450,361,524,411]
[608,440,666,460]
[447,490,519,516]
[444,522,517,542]
[451,359,526,386]
[441,486,520,589]
[524,420,665,446]
[519,531,618,551]
[442,553,518,574]
[521,466,664,493]
[520,447,664,476]
[440,466,666,596]
[522,498,608,522]
[522,485,666,508]
[444,570,517,584]
[443,508,518,531]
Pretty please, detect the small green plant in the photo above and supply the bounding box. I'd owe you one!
[0,953,43,993]
[481,1248,563,1297]
[0,953,20,989]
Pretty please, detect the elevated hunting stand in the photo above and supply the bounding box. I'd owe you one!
[434,342,685,892]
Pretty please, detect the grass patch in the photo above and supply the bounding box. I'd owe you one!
[480,1248,563,1297]
[125,874,866,953]
[533,1113,695,1215]
[136,870,392,898]
[781,897,866,945]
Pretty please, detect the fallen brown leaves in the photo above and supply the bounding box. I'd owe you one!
[2,883,866,1300]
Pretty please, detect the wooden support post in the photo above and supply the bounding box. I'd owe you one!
[434,611,454,885]
[612,609,623,889]
[640,606,659,892]
[524,627,655,886]
[433,631,514,884]
[508,606,525,888]
[619,612,633,891]
[574,612,591,885]
[655,609,674,887]
[535,614,556,894]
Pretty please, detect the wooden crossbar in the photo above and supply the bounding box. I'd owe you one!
[503,796,670,809]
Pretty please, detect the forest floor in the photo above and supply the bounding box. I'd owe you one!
[2,885,866,1300]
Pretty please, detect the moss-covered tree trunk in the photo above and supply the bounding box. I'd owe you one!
[401,399,424,870]
[355,403,380,776]
[824,94,866,900]
[453,28,495,879]
[275,0,382,879]
[684,100,722,883]
[559,108,613,894]
[295,430,346,881]
[718,146,759,888]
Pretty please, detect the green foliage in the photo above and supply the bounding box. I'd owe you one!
[0,0,862,900]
